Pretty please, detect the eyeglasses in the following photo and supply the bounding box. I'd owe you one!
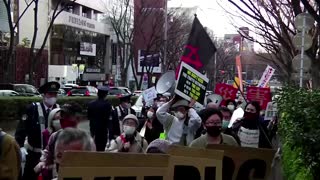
[205,121,222,126]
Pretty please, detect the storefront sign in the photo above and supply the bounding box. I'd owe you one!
[80,42,96,56]
[207,145,275,180]
[86,68,101,73]
[246,86,271,110]
[69,16,95,29]
[138,50,161,73]
[175,62,209,104]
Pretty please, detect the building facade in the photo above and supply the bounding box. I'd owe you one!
[16,0,112,86]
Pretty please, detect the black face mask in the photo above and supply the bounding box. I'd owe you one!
[205,126,222,137]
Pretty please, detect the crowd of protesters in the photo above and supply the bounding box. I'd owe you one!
[0,82,278,180]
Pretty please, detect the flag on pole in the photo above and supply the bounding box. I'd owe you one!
[235,55,244,92]
[177,15,217,76]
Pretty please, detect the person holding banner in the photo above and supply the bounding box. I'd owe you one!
[232,101,272,149]
[189,108,238,148]
[107,114,148,153]
[156,96,201,146]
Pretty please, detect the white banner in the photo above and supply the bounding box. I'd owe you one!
[258,65,275,87]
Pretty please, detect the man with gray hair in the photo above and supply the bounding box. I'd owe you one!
[55,128,96,166]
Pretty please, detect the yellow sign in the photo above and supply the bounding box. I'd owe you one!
[207,145,275,180]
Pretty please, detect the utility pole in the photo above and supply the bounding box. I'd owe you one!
[163,0,168,73]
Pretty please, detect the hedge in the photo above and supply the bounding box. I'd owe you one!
[0,96,138,122]
[277,87,320,180]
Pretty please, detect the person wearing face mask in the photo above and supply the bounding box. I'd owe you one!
[156,96,201,146]
[232,101,272,148]
[143,107,164,143]
[34,102,83,179]
[15,81,60,180]
[225,99,236,112]
[107,114,148,153]
[189,108,238,148]
[110,95,136,140]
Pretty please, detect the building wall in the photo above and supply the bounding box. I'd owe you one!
[18,0,49,48]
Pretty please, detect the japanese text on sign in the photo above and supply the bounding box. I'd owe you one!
[175,62,209,104]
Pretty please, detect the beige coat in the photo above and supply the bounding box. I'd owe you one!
[106,133,148,153]
[0,131,21,180]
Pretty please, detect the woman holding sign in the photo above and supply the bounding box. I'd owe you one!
[232,101,272,149]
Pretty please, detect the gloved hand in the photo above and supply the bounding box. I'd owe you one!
[20,147,28,162]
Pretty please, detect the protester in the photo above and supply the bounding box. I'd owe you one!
[143,107,164,143]
[225,99,236,112]
[155,94,169,108]
[189,108,238,148]
[232,101,272,148]
[206,102,219,109]
[156,96,201,146]
[42,108,61,149]
[87,85,112,151]
[34,102,83,179]
[52,128,95,179]
[220,107,240,144]
[15,81,60,180]
[110,95,136,140]
[146,139,171,154]
[0,129,21,180]
[107,114,148,153]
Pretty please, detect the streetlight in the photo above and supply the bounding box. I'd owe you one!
[293,12,314,88]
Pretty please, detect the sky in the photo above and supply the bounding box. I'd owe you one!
[168,0,239,38]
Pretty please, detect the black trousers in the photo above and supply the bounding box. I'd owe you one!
[94,132,108,151]
[22,151,41,180]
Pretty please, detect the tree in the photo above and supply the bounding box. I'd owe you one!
[2,0,76,85]
[225,0,319,87]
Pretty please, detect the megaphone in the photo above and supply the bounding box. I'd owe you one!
[206,94,223,106]
[156,70,176,94]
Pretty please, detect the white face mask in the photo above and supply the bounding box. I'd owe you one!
[175,111,185,120]
[147,111,154,119]
[123,125,136,135]
[52,119,61,130]
[44,97,57,106]
[227,105,235,111]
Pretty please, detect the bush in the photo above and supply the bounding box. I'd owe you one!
[276,87,320,180]
[0,96,138,122]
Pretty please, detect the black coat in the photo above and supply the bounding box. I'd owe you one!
[15,102,58,148]
[87,99,112,137]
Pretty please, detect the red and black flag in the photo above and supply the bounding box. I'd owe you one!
[180,15,216,74]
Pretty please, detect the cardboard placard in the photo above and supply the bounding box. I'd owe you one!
[168,145,223,180]
[258,65,275,88]
[143,86,158,103]
[246,86,271,110]
[207,145,275,180]
[175,62,209,104]
[264,102,277,121]
[59,151,170,180]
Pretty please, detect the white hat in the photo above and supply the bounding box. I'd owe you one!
[123,114,139,126]
[172,99,189,108]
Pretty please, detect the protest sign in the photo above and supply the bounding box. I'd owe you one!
[236,55,244,92]
[207,145,275,180]
[59,151,170,180]
[142,86,158,103]
[246,86,271,110]
[175,62,209,104]
[168,145,223,180]
[264,102,277,121]
[214,83,238,106]
[258,65,275,88]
